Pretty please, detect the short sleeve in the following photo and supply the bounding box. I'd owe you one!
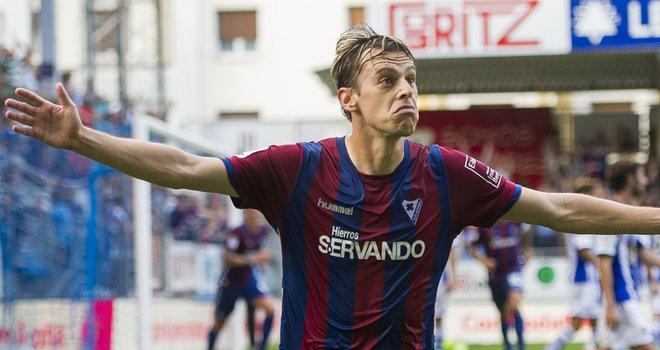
[572,234,594,251]
[470,229,485,247]
[634,235,652,250]
[221,144,302,226]
[594,235,617,257]
[437,146,521,233]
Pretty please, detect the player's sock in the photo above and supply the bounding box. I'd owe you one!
[247,304,256,347]
[500,316,512,350]
[208,329,219,350]
[259,315,274,350]
[514,311,524,350]
[545,325,574,350]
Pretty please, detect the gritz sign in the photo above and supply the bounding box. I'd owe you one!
[368,0,571,57]
[571,0,660,50]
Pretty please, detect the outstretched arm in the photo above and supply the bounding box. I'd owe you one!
[4,84,236,195]
[502,187,660,234]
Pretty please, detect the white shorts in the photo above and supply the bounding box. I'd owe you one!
[435,283,448,317]
[570,282,601,320]
[595,299,654,349]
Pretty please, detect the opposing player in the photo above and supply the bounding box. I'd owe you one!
[6,24,660,347]
[470,221,532,350]
[546,178,602,350]
[595,162,654,350]
[434,242,458,349]
[208,209,275,350]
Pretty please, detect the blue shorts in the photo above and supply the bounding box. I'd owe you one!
[488,271,523,310]
[214,269,269,321]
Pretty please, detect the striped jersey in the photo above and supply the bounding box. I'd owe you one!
[627,234,652,290]
[221,224,270,288]
[594,234,638,303]
[566,234,598,284]
[473,221,529,282]
[222,137,520,349]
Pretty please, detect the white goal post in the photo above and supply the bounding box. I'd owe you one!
[132,114,234,350]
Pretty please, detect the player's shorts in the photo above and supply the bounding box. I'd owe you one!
[214,269,269,321]
[569,282,601,320]
[434,283,448,317]
[488,271,523,310]
[595,299,654,349]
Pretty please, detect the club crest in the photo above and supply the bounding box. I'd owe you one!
[402,198,423,225]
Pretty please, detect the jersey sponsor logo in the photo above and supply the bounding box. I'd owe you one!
[317,225,425,261]
[464,155,502,188]
[402,198,423,225]
[317,197,354,216]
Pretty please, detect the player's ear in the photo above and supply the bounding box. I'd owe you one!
[337,87,358,113]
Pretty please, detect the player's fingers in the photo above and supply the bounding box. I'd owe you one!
[6,110,35,126]
[15,88,47,107]
[55,83,75,107]
[4,99,38,115]
[11,124,37,138]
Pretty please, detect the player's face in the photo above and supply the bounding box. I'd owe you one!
[351,52,418,137]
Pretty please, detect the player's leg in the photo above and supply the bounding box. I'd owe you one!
[490,280,512,350]
[505,272,525,350]
[251,295,275,350]
[247,302,256,348]
[209,287,239,350]
[545,317,583,350]
[506,289,525,350]
[245,271,275,350]
[586,319,598,350]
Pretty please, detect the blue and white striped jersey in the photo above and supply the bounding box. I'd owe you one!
[566,234,598,285]
[594,234,638,303]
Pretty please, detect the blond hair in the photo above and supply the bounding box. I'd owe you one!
[330,24,415,121]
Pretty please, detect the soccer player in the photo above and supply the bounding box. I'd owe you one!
[470,221,532,350]
[434,242,458,349]
[208,209,275,350]
[5,24,660,348]
[595,162,654,350]
[546,178,602,350]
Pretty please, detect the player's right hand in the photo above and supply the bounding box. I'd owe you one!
[4,83,82,150]
[605,303,619,330]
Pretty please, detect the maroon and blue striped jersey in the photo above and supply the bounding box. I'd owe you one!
[473,221,528,282]
[221,224,270,288]
[221,137,520,349]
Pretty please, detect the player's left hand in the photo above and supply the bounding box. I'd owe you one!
[253,249,271,268]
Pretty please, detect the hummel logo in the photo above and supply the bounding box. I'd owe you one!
[317,198,354,216]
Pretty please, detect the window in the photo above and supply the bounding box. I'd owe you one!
[217,11,256,52]
[349,6,364,27]
[94,11,119,52]
[218,111,258,119]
